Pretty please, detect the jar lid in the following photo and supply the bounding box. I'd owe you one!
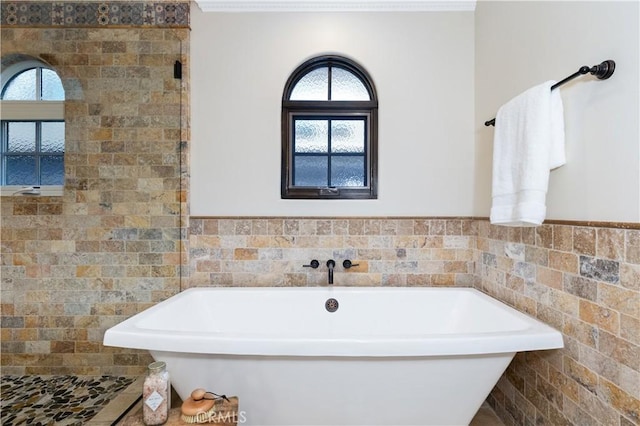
[148,361,166,373]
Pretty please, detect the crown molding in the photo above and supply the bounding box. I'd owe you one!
[194,0,476,12]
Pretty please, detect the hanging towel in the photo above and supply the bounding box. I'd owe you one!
[490,80,566,227]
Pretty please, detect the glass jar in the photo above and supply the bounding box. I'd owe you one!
[142,361,171,425]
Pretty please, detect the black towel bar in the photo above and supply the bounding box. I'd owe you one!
[484,59,616,127]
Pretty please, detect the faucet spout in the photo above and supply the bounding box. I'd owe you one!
[326,259,335,285]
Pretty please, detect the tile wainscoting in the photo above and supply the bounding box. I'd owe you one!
[475,220,639,425]
[2,214,639,424]
[188,217,477,288]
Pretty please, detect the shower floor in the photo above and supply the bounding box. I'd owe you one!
[0,375,136,425]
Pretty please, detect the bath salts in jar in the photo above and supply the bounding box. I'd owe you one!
[143,361,171,425]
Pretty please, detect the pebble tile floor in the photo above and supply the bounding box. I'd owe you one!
[0,375,136,425]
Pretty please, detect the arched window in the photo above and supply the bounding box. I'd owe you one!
[281,55,378,199]
[1,54,65,194]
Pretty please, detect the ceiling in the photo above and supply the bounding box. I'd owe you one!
[193,0,476,12]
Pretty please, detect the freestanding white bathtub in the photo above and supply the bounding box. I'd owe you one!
[104,287,563,425]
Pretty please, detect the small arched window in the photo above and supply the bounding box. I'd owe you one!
[1,55,65,193]
[282,55,378,199]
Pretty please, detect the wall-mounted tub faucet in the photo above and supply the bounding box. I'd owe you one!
[303,260,320,269]
[342,259,359,269]
[303,259,352,285]
[326,259,335,284]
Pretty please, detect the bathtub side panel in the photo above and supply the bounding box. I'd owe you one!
[151,351,515,426]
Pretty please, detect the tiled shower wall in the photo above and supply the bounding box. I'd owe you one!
[0,2,189,376]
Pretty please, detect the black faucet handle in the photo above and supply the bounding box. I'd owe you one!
[342,259,359,269]
[303,260,320,269]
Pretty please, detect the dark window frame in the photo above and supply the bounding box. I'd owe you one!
[281,55,378,199]
[1,60,65,189]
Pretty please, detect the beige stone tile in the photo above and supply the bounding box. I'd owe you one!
[563,315,598,348]
[579,299,620,334]
[598,282,640,318]
[621,314,640,345]
[537,266,562,289]
[430,220,447,235]
[535,225,554,248]
[573,226,596,256]
[620,263,640,291]
[233,248,258,260]
[549,250,579,273]
[598,330,640,371]
[597,228,626,260]
[553,225,574,251]
[626,230,640,264]
[598,378,640,423]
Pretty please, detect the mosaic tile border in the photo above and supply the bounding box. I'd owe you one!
[0,2,189,27]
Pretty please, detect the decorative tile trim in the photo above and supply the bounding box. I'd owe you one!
[0,2,189,27]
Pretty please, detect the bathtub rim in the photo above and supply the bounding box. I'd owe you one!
[103,286,564,357]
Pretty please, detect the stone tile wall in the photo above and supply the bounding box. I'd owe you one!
[476,221,640,425]
[0,21,189,376]
[188,217,477,288]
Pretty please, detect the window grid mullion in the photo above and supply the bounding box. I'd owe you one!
[0,121,6,185]
[327,65,332,101]
[35,121,42,185]
[36,67,42,101]
[327,118,332,187]
[291,119,297,186]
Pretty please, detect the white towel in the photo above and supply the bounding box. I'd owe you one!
[490,80,566,227]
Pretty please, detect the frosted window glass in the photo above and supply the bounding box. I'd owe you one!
[41,156,65,185]
[331,68,370,101]
[331,156,365,187]
[2,69,37,100]
[7,122,36,152]
[294,157,328,186]
[282,55,377,198]
[290,68,328,101]
[41,122,65,153]
[1,64,66,187]
[331,120,365,153]
[41,69,65,100]
[6,156,37,185]
[294,120,328,153]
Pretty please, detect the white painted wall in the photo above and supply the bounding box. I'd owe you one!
[192,1,638,222]
[474,1,640,223]
[191,8,475,216]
